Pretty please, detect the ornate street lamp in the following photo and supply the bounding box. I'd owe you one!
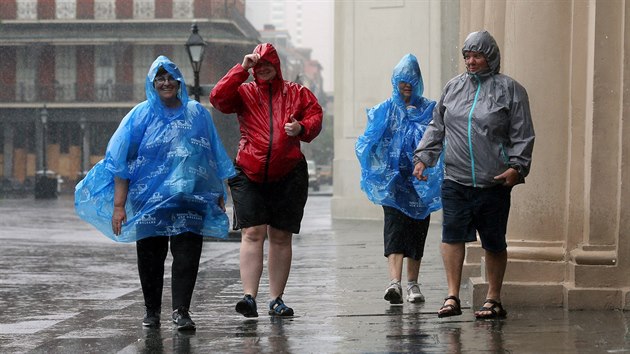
[40,106,48,174]
[185,23,206,102]
[79,115,88,177]
[35,105,56,199]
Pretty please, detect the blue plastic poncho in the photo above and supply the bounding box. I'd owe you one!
[355,54,443,219]
[75,55,236,242]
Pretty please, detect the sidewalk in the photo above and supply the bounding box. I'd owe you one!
[0,194,629,353]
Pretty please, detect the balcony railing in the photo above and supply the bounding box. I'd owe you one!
[8,82,139,103]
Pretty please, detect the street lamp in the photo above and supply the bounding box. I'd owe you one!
[185,23,206,102]
[35,105,56,199]
[79,116,88,177]
[40,106,48,174]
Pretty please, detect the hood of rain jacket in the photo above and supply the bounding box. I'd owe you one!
[355,54,442,219]
[462,30,501,75]
[75,55,235,242]
[209,43,323,183]
[414,31,535,187]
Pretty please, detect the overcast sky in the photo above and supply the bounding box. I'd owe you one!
[245,0,334,93]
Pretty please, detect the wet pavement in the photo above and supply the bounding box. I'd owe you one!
[1,190,630,353]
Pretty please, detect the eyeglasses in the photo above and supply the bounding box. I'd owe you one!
[154,75,178,84]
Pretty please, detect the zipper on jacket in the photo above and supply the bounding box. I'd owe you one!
[499,143,509,164]
[263,84,273,183]
[468,74,481,187]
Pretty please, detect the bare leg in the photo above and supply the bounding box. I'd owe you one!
[438,242,465,315]
[387,253,404,282]
[239,225,267,298]
[474,249,508,316]
[406,257,421,283]
[267,226,293,299]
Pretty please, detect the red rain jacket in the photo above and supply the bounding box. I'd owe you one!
[210,43,323,183]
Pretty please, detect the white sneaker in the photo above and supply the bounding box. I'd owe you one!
[384,281,403,304]
[407,282,425,303]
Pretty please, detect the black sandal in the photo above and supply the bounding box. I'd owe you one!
[438,295,462,318]
[475,299,507,319]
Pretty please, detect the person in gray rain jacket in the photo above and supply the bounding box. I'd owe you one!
[413,30,535,319]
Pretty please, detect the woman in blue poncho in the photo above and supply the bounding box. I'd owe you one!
[355,54,443,305]
[75,56,235,330]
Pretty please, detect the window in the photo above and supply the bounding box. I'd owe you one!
[55,47,77,102]
[173,0,194,19]
[133,46,153,101]
[134,0,155,19]
[95,46,115,101]
[15,47,36,102]
[56,0,77,19]
[94,0,115,20]
[16,0,37,20]
[172,49,192,89]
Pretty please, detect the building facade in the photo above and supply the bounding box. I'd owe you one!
[333,0,630,310]
[0,0,259,195]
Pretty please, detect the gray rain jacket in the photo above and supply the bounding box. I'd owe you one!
[414,30,535,187]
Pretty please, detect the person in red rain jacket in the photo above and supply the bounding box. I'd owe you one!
[210,43,323,318]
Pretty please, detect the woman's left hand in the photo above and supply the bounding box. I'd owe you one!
[284,116,302,137]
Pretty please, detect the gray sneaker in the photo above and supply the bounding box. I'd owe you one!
[407,282,425,303]
[384,281,403,304]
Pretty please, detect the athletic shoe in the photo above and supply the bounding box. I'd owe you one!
[172,308,196,331]
[142,308,160,328]
[384,281,403,304]
[235,294,258,318]
[407,282,426,303]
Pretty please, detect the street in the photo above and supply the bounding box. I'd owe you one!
[1,191,630,353]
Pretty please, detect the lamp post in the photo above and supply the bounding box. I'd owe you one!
[40,106,48,174]
[35,106,56,199]
[185,23,206,102]
[79,116,88,178]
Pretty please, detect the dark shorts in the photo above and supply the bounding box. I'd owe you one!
[383,206,431,260]
[228,159,309,234]
[441,179,511,253]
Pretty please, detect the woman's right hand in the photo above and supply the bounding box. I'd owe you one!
[241,53,260,71]
[112,206,127,236]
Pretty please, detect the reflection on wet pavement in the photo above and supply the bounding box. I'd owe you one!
[1,195,630,353]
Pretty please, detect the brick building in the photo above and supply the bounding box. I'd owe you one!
[0,0,259,195]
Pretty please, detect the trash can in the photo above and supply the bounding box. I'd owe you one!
[35,170,58,199]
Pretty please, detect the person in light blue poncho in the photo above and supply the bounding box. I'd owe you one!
[355,54,443,305]
[75,56,235,330]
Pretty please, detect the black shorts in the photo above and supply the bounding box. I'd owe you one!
[441,179,511,253]
[383,206,431,260]
[228,159,309,234]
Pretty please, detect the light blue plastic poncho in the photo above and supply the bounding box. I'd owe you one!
[355,54,443,219]
[75,55,236,242]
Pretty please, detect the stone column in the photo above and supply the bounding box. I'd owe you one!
[565,0,629,310]
[462,0,630,310]
[81,121,91,173]
[3,123,14,180]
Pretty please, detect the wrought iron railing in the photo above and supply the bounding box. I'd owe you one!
[6,82,140,103]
